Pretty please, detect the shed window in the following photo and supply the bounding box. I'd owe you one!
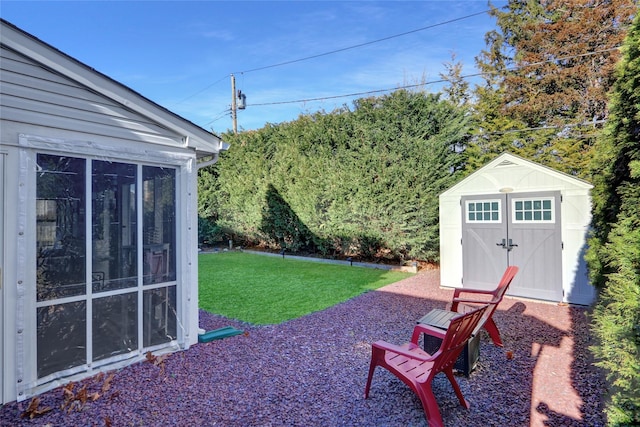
[36,154,178,379]
[465,200,501,223]
[512,198,554,223]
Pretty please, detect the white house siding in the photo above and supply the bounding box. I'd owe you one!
[1,46,182,149]
[1,20,223,404]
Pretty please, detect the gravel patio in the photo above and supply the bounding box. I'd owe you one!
[1,269,606,426]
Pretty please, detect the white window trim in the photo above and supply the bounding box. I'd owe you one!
[511,197,556,223]
[19,134,194,167]
[465,199,502,223]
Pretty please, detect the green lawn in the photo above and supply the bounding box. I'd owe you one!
[198,251,413,325]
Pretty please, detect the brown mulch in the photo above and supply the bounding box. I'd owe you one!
[0,269,606,426]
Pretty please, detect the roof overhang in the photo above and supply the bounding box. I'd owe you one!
[1,18,229,159]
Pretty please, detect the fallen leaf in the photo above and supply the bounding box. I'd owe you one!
[102,372,115,393]
[20,397,52,419]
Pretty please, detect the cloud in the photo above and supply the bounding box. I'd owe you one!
[200,29,235,42]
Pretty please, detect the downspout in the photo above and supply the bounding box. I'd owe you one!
[196,140,230,170]
[197,154,219,170]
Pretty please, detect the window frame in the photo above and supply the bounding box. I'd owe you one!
[16,134,193,400]
[511,197,556,223]
[464,199,502,223]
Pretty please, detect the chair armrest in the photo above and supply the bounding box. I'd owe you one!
[453,288,495,298]
[371,340,433,362]
[452,296,499,305]
[410,323,447,344]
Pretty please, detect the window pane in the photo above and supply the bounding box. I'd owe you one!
[516,212,523,221]
[491,202,498,210]
[524,201,532,210]
[36,155,86,301]
[515,201,522,210]
[92,161,137,292]
[37,301,87,378]
[543,200,552,209]
[534,200,542,209]
[143,167,176,285]
[534,211,542,220]
[144,286,177,347]
[92,293,138,361]
[492,212,499,221]
[543,211,552,221]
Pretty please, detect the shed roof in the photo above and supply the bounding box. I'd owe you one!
[0,18,228,159]
[441,152,593,196]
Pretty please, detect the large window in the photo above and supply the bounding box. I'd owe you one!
[36,154,178,379]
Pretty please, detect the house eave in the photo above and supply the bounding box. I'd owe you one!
[1,18,226,156]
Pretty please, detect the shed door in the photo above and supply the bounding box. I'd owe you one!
[461,191,562,302]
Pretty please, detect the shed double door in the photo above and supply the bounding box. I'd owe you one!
[461,191,563,302]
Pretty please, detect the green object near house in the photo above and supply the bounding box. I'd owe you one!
[198,326,244,343]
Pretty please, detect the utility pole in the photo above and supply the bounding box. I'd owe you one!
[230,73,238,134]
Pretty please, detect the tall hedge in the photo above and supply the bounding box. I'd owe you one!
[199,90,470,262]
[586,11,640,426]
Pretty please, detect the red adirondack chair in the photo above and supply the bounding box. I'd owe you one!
[449,266,519,347]
[365,305,490,427]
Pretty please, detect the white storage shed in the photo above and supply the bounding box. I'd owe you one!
[439,153,595,305]
[0,19,228,404]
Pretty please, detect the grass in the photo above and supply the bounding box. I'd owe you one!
[198,251,413,325]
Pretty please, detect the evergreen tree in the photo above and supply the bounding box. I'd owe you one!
[469,0,635,176]
[440,52,471,107]
[199,90,470,262]
[586,11,640,426]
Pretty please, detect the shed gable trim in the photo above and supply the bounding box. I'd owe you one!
[441,152,592,197]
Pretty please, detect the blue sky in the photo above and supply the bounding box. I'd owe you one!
[2,1,506,134]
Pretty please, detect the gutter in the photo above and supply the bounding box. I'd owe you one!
[197,140,230,170]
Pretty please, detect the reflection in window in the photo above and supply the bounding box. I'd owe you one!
[36,154,86,301]
[143,287,177,347]
[143,167,176,284]
[92,293,138,361]
[34,155,180,381]
[37,301,87,378]
[92,161,137,292]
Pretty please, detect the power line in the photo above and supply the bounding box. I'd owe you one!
[479,119,607,136]
[247,80,447,107]
[169,74,229,108]
[179,10,493,108]
[244,46,621,108]
[233,10,491,75]
[202,108,231,127]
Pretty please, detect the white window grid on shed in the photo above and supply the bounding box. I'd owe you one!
[465,199,502,223]
[511,198,555,223]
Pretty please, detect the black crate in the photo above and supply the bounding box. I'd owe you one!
[423,332,480,377]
